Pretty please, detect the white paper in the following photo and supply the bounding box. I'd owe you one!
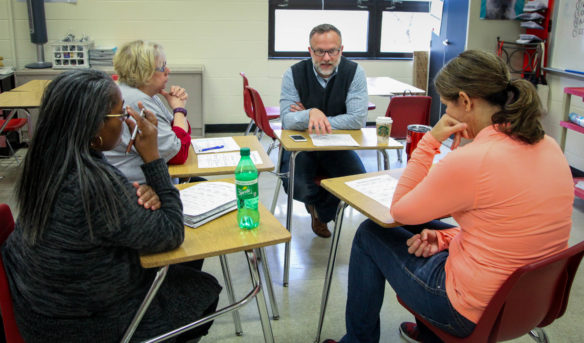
[191,137,240,154]
[180,182,236,217]
[345,174,399,208]
[309,134,359,147]
[197,151,263,168]
[576,181,584,191]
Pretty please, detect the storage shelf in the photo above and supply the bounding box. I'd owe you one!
[560,121,584,135]
[561,86,584,200]
[565,87,584,98]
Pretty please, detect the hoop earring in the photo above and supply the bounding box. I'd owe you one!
[91,136,103,148]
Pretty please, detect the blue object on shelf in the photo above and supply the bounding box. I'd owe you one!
[569,112,584,127]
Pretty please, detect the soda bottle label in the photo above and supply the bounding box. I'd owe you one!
[235,179,258,208]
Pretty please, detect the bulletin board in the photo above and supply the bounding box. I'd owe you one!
[550,0,584,72]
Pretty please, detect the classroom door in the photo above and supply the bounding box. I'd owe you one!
[427,0,469,125]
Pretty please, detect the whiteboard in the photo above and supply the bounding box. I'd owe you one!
[550,0,584,72]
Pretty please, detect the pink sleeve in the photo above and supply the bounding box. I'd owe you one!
[168,120,192,165]
[390,132,478,225]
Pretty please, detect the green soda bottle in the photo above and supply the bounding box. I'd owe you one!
[235,148,260,229]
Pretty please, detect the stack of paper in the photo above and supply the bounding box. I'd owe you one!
[191,137,240,154]
[345,174,399,208]
[309,134,360,147]
[89,46,117,66]
[197,151,263,168]
[180,182,237,228]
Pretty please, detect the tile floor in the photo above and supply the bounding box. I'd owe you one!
[1,134,583,343]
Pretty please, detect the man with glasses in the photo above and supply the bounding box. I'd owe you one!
[280,23,368,238]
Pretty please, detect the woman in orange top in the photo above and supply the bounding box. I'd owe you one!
[323,50,574,343]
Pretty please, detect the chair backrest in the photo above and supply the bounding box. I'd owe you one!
[240,72,255,121]
[245,86,277,140]
[0,204,25,342]
[385,96,431,139]
[473,240,584,342]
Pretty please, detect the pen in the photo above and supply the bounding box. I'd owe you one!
[201,145,224,152]
[126,108,145,154]
[566,69,584,75]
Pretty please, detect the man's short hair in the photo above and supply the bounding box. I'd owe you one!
[309,24,342,43]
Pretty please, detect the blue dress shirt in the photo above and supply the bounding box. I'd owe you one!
[279,62,368,130]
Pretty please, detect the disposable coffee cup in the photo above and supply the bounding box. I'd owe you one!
[376,117,393,144]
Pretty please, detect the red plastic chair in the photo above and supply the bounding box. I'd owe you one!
[379,95,431,164]
[0,204,26,343]
[398,240,584,343]
[240,72,280,136]
[0,117,28,164]
[385,95,431,139]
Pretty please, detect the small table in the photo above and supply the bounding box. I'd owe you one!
[123,180,291,343]
[367,76,425,97]
[275,128,403,286]
[167,136,279,333]
[314,169,404,342]
[168,135,275,178]
[9,79,51,94]
[0,79,48,137]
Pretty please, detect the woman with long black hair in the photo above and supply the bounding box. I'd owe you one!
[2,69,221,342]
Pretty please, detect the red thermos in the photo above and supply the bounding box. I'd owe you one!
[405,124,432,161]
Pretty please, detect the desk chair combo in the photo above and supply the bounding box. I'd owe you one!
[240,72,280,136]
[398,240,584,343]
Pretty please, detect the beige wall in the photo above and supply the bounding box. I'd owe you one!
[0,0,413,125]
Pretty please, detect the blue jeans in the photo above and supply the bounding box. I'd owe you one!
[340,220,476,343]
[280,150,366,223]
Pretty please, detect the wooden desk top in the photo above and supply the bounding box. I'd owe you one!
[140,179,291,268]
[168,135,275,178]
[0,90,43,108]
[276,128,403,152]
[320,170,404,228]
[11,79,51,93]
[367,76,425,96]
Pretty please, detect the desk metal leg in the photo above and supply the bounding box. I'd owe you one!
[247,249,275,343]
[314,200,347,343]
[270,145,284,214]
[381,150,390,170]
[284,151,298,287]
[121,266,169,343]
[258,247,280,320]
[220,255,243,336]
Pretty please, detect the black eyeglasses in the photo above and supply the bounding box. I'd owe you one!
[154,61,167,72]
[105,106,130,120]
[311,48,341,57]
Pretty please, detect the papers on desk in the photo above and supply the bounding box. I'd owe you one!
[197,151,263,168]
[309,134,359,147]
[180,182,237,228]
[345,174,399,208]
[191,137,240,154]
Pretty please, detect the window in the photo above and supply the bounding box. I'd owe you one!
[268,0,431,59]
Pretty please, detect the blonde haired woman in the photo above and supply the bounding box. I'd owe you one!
[105,40,192,184]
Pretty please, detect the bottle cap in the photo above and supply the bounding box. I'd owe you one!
[240,147,250,156]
